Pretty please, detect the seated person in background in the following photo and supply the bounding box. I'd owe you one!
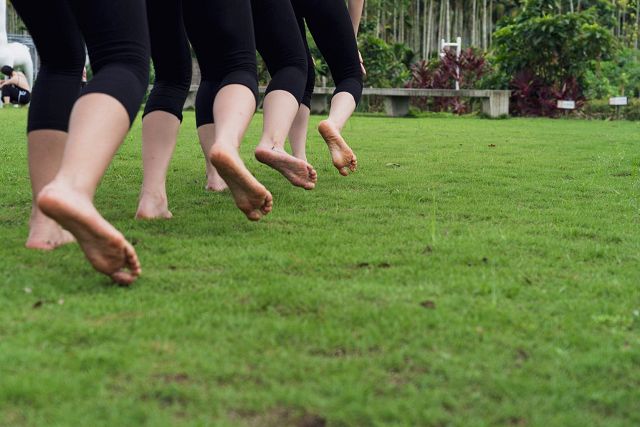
[1,65,31,106]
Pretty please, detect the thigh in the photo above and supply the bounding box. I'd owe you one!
[182,0,256,81]
[297,0,359,81]
[2,84,18,102]
[67,0,149,77]
[253,0,305,74]
[146,0,191,81]
[10,0,86,68]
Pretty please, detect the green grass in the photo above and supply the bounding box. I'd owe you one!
[1,108,639,427]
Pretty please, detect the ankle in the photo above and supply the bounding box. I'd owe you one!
[29,209,55,226]
[139,188,167,202]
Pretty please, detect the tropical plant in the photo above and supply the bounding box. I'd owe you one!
[492,0,616,115]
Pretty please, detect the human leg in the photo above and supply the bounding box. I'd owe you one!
[16,0,150,283]
[137,0,192,219]
[252,0,316,189]
[184,0,272,220]
[10,0,85,249]
[294,0,362,175]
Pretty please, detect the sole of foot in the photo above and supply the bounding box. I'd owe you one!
[25,219,75,251]
[318,120,358,176]
[209,145,273,221]
[37,184,141,285]
[255,146,317,190]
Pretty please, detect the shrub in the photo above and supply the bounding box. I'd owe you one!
[582,98,640,120]
[359,35,411,87]
[407,48,491,113]
[492,0,616,116]
[584,49,640,99]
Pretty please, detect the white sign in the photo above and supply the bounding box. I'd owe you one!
[609,97,628,106]
[557,100,576,110]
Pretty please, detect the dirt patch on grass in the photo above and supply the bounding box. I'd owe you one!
[231,407,326,427]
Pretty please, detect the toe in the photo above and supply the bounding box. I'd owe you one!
[123,242,141,275]
[111,270,136,286]
[246,211,262,221]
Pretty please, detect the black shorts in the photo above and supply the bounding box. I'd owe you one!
[2,84,31,105]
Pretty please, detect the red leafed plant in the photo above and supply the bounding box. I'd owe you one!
[511,70,584,117]
[407,48,490,113]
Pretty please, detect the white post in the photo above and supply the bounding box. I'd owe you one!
[440,37,463,90]
[0,0,8,45]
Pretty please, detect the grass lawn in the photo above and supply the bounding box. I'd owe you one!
[1,108,639,427]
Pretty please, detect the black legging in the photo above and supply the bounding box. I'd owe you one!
[186,0,258,129]
[144,0,192,122]
[291,0,363,108]
[195,0,307,127]
[10,0,150,133]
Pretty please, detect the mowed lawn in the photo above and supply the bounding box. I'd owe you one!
[0,108,639,427]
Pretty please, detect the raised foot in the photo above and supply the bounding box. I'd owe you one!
[318,120,357,176]
[25,215,75,251]
[209,146,273,221]
[37,184,141,285]
[136,193,173,220]
[255,146,317,190]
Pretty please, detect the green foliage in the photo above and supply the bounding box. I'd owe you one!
[582,97,640,120]
[493,0,616,86]
[584,48,640,99]
[358,35,411,87]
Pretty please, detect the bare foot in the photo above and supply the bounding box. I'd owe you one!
[318,120,358,176]
[25,213,75,250]
[255,146,317,190]
[37,184,142,285]
[205,169,229,192]
[209,145,273,221]
[136,192,172,220]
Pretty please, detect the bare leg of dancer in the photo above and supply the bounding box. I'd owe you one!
[26,130,75,249]
[207,84,273,221]
[37,94,142,285]
[288,104,310,162]
[197,123,228,192]
[318,92,358,176]
[255,90,316,190]
[136,111,180,219]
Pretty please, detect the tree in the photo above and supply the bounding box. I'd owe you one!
[492,0,616,114]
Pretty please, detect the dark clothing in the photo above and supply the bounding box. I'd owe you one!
[187,0,258,128]
[291,0,363,107]
[144,0,262,128]
[143,0,192,122]
[11,0,150,132]
[195,0,307,127]
[2,84,31,105]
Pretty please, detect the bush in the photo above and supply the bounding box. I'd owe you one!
[406,48,491,113]
[582,98,640,120]
[359,35,411,87]
[492,0,616,116]
[584,49,640,99]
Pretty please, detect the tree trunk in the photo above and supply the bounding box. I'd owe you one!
[482,0,487,50]
[472,0,477,46]
[426,0,433,58]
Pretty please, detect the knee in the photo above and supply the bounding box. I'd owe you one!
[38,48,85,80]
[153,58,192,93]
